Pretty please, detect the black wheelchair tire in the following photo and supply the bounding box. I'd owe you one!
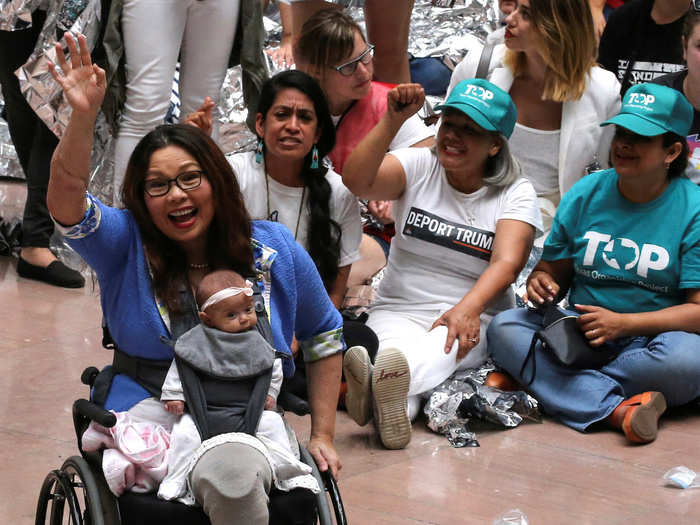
[61,457,105,525]
[36,469,82,525]
[35,456,105,525]
[299,446,333,525]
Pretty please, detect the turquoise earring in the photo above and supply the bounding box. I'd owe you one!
[310,145,319,169]
[255,139,263,164]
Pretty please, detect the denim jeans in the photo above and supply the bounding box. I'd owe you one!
[487,307,700,432]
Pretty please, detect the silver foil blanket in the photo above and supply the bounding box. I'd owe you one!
[424,361,541,447]
[0,0,41,31]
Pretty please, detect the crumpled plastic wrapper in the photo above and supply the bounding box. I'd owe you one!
[425,361,541,447]
[494,509,530,525]
[663,466,700,489]
[0,0,41,30]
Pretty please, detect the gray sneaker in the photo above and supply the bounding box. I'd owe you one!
[372,348,411,449]
[343,346,373,426]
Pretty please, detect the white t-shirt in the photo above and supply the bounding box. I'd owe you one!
[373,148,542,314]
[330,112,433,153]
[228,151,362,268]
[509,123,561,197]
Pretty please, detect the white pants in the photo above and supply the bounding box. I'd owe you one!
[114,0,241,202]
[366,307,492,414]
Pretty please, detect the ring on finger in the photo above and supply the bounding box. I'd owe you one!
[468,337,478,343]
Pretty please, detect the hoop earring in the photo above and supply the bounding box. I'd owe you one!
[310,145,319,169]
[255,139,264,164]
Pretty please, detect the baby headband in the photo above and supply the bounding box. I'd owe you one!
[200,280,254,312]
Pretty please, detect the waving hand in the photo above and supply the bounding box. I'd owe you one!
[48,33,106,117]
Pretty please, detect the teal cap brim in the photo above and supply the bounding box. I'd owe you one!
[434,101,498,134]
[600,113,668,137]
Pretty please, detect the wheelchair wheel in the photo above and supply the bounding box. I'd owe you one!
[35,456,104,525]
[299,446,346,525]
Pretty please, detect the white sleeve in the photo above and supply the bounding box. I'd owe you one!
[334,183,363,267]
[268,358,283,400]
[161,360,185,402]
[389,114,434,150]
[388,147,434,189]
[499,178,543,235]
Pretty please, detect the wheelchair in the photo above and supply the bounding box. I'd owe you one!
[35,366,347,525]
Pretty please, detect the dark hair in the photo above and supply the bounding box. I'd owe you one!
[121,124,254,313]
[683,5,700,43]
[256,70,341,290]
[662,131,689,178]
[295,9,366,76]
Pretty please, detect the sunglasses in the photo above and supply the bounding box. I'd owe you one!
[333,45,375,77]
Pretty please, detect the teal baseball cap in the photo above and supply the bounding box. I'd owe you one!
[601,83,693,137]
[435,78,518,138]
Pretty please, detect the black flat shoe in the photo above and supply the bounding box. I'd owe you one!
[17,257,85,288]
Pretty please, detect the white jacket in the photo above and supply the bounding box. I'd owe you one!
[447,44,621,197]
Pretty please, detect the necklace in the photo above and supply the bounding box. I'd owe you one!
[265,171,306,240]
[188,262,210,269]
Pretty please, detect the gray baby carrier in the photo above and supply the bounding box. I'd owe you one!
[169,283,277,440]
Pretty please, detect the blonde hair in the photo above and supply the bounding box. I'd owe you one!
[295,9,366,79]
[504,0,597,102]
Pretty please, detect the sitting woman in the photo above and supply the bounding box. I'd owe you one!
[487,83,700,444]
[295,9,435,285]
[227,70,378,398]
[47,34,343,524]
[448,0,620,238]
[341,80,542,449]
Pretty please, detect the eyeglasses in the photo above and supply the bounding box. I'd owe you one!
[693,0,700,12]
[334,44,375,77]
[144,170,204,197]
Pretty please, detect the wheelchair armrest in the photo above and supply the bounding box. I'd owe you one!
[73,399,117,428]
[81,367,100,387]
[277,391,311,416]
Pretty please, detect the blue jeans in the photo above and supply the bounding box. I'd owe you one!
[487,308,700,432]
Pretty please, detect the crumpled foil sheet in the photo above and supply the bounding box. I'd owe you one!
[0,98,24,180]
[425,361,541,447]
[0,0,41,31]
[17,0,101,139]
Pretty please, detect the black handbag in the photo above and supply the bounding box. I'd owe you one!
[520,304,616,385]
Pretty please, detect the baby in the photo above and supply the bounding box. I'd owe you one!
[157,270,317,502]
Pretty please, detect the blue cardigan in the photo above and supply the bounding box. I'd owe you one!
[63,195,344,411]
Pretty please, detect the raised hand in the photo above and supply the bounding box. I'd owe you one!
[184,96,215,136]
[386,83,425,124]
[48,32,106,117]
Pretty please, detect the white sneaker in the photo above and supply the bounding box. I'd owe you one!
[372,348,411,450]
[343,346,373,426]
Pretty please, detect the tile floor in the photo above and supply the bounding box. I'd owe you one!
[2,179,700,524]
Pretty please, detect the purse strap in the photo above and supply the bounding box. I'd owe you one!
[519,332,540,386]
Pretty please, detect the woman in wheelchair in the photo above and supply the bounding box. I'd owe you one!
[80,269,320,502]
[46,33,344,524]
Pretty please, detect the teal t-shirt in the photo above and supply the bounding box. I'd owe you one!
[542,169,700,313]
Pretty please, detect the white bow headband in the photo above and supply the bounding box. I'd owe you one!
[200,280,254,312]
